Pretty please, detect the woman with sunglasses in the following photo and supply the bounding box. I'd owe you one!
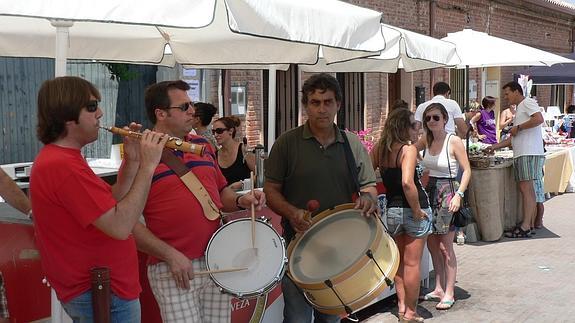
[418,103,471,311]
[191,102,218,151]
[372,108,432,322]
[213,116,255,190]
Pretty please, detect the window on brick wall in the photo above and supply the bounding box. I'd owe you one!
[551,85,565,109]
[450,69,465,109]
[336,72,364,131]
[231,85,247,115]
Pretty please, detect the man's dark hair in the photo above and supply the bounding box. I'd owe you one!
[37,76,101,144]
[301,73,342,105]
[432,82,451,96]
[502,81,523,96]
[145,80,190,124]
[193,102,218,126]
[567,104,575,114]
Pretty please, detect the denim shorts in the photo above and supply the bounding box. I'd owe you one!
[385,207,433,238]
[62,290,141,323]
[534,178,545,203]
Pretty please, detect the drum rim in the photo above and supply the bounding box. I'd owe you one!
[303,270,396,315]
[205,218,287,297]
[287,204,394,287]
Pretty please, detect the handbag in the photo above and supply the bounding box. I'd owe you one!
[445,135,473,227]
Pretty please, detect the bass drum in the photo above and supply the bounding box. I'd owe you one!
[287,203,399,316]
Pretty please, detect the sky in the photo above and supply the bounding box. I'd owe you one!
[564,0,575,5]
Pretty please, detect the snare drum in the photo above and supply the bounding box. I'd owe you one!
[205,218,286,299]
[287,203,399,316]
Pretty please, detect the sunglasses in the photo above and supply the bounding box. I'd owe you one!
[164,101,193,112]
[410,122,419,129]
[212,128,229,135]
[86,100,100,113]
[425,115,441,122]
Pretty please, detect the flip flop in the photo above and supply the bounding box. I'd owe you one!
[436,300,455,310]
[419,292,441,301]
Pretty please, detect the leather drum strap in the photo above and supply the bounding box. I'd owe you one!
[161,149,221,220]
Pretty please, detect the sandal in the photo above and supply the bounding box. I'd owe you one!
[505,226,531,238]
[436,299,455,310]
[400,315,424,322]
[418,292,442,302]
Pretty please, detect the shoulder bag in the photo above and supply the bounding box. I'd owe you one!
[446,135,473,227]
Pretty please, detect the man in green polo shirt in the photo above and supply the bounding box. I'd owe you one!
[264,73,378,323]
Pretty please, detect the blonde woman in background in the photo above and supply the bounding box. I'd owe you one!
[372,108,432,322]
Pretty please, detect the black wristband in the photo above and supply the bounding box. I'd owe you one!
[236,195,246,210]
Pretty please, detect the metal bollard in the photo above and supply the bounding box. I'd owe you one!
[253,145,266,188]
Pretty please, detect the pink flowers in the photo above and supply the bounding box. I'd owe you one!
[349,128,375,153]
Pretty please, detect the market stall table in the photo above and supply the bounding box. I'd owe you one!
[544,145,575,194]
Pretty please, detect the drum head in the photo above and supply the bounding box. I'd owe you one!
[206,219,285,297]
[289,208,377,284]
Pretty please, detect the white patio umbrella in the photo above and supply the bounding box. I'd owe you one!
[441,28,574,109]
[181,24,460,147]
[441,29,573,68]
[0,0,386,76]
[300,24,460,73]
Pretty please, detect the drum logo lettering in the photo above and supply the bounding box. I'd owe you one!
[272,238,278,248]
[231,298,251,311]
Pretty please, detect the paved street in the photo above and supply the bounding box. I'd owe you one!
[351,192,575,323]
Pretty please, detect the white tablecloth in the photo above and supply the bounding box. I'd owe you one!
[545,146,575,193]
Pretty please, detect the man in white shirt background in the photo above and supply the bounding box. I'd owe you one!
[485,81,544,238]
[415,82,468,138]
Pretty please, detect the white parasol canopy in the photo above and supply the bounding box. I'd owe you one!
[441,29,573,68]
[299,24,460,73]
[0,0,386,75]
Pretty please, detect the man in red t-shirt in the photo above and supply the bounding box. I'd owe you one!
[30,76,167,322]
[132,80,265,323]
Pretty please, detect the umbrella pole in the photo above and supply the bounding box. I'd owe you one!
[51,20,74,77]
[465,65,470,111]
[465,65,470,156]
[267,66,277,149]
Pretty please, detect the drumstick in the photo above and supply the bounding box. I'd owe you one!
[250,171,256,249]
[196,267,248,275]
[160,267,248,280]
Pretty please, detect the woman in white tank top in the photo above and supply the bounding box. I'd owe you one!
[419,102,471,311]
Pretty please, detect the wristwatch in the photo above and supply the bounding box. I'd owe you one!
[456,190,465,198]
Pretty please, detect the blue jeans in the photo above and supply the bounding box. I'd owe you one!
[62,291,141,323]
[282,275,340,323]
